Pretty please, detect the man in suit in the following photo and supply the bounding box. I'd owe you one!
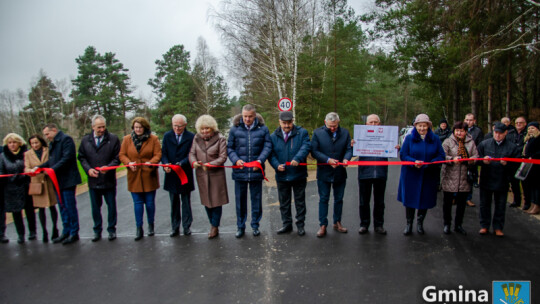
[78,115,120,242]
[162,114,195,237]
[38,123,82,245]
[311,112,353,237]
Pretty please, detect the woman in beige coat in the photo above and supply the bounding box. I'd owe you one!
[441,121,479,235]
[189,115,229,239]
[119,117,162,241]
[24,134,59,242]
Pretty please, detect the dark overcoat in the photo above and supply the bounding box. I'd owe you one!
[78,130,120,189]
[269,125,311,182]
[161,129,195,194]
[39,131,82,189]
[397,127,445,209]
[477,137,520,192]
[311,125,353,183]
[0,145,30,212]
[227,113,272,181]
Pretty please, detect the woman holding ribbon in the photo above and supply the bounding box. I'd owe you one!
[24,134,59,242]
[523,122,540,215]
[189,115,229,239]
[440,121,478,235]
[119,117,162,241]
[0,133,37,243]
[398,114,445,236]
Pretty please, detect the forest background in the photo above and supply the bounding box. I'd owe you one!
[1,0,539,142]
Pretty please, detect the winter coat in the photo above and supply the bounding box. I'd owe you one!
[227,113,272,181]
[78,130,120,189]
[397,127,445,209]
[506,128,527,150]
[24,147,57,208]
[477,137,520,192]
[0,145,30,212]
[269,125,311,182]
[39,131,82,189]
[441,134,479,193]
[524,135,540,181]
[311,125,353,183]
[161,129,195,194]
[119,134,162,193]
[467,125,484,147]
[434,127,451,143]
[189,132,229,208]
[357,156,388,180]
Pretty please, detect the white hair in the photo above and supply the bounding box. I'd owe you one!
[91,114,106,126]
[325,112,340,122]
[366,114,381,123]
[172,114,187,124]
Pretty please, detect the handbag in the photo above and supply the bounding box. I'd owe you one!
[28,182,44,195]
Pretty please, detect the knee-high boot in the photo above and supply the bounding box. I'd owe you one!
[403,207,414,236]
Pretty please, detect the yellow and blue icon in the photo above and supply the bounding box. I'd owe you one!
[493,281,530,304]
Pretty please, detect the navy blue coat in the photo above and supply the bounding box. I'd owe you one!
[227,114,272,181]
[357,156,388,180]
[397,127,445,209]
[78,130,120,189]
[40,130,82,190]
[269,125,311,182]
[161,129,195,194]
[311,126,353,183]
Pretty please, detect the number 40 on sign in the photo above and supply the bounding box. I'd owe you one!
[278,97,293,112]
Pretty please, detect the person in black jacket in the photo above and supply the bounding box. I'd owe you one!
[311,112,353,237]
[477,122,520,237]
[464,113,484,207]
[434,119,451,143]
[269,111,311,236]
[78,115,120,242]
[161,114,195,237]
[37,124,82,245]
[523,122,540,214]
[506,116,528,209]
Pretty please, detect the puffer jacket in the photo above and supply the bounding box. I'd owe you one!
[227,113,272,181]
[441,134,479,193]
[0,145,30,212]
[269,125,311,182]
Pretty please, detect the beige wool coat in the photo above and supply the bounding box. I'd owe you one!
[189,132,229,208]
[119,134,162,193]
[441,134,479,193]
[24,148,58,207]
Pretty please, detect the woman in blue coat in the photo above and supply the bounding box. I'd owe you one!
[398,114,445,235]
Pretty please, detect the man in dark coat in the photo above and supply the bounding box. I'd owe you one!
[464,113,484,207]
[78,115,120,242]
[477,122,520,237]
[506,116,528,209]
[161,114,195,237]
[38,123,82,245]
[228,104,272,238]
[311,112,353,237]
[434,118,451,143]
[269,111,311,236]
[357,114,390,235]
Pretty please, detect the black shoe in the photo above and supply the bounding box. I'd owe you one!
[108,232,117,241]
[253,228,260,236]
[42,231,49,243]
[51,227,59,240]
[62,235,79,245]
[358,227,368,234]
[148,224,155,236]
[0,235,9,243]
[374,227,387,235]
[17,235,25,244]
[92,233,102,242]
[403,220,413,236]
[443,225,451,234]
[184,228,192,236]
[509,202,520,208]
[454,226,467,235]
[277,226,293,234]
[135,227,144,241]
[297,227,305,236]
[28,231,37,240]
[170,230,180,237]
[235,228,245,238]
[52,234,69,244]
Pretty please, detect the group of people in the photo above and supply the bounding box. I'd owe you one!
[1,105,539,244]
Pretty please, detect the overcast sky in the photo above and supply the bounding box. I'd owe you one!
[0,0,374,100]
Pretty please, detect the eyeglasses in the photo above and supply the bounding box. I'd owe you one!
[516,121,526,124]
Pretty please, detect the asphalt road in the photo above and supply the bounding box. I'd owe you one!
[1,164,539,303]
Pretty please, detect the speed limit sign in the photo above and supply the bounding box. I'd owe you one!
[278,97,293,112]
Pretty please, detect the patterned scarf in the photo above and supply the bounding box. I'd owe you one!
[457,137,468,159]
[131,130,150,153]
